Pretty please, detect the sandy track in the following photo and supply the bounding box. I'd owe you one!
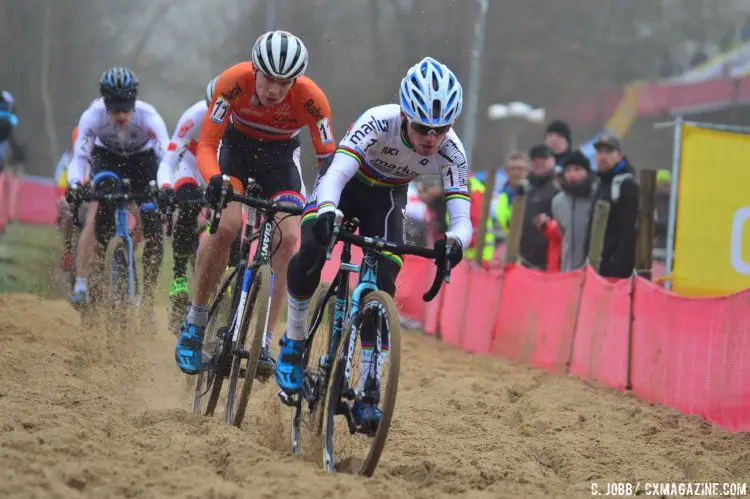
[0,293,748,498]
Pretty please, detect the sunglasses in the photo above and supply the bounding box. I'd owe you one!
[409,121,451,136]
[104,99,135,113]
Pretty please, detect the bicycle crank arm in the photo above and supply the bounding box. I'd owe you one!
[278,390,299,407]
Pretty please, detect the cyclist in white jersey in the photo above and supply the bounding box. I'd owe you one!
[276,57,472,426]
[156,77,217,329]
[66,67,169,329]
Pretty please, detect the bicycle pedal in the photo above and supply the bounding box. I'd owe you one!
[278,390,298,407]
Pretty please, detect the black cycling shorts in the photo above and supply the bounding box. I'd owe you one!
[304,175,407,262]
[219,125,304,208]
[90,146,159,194]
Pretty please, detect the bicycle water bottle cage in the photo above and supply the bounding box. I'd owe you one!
[92,171,122,195]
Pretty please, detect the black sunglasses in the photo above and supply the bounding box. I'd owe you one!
[409,121,451,136]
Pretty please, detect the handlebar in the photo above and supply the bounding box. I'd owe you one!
[208,175,303,234]
[326,209,456,302]
[70,180,159,226]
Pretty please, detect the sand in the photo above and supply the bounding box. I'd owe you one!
[1,293,748,498]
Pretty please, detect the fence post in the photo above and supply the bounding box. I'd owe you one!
[587,200,610,272]
[503,195,526,264]
[635,170,656,279]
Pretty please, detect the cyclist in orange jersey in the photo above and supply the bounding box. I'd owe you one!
[175,30,336,377]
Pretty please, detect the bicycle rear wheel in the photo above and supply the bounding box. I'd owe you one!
[291,282,335,456]
[193,266,239,416]
[322,290,402,476]
[227,264,272,427]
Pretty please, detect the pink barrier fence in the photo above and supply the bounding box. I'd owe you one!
[392,259,750,433]
[0,173,58,228]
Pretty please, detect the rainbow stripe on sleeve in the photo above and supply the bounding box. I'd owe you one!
[445,191,471,203]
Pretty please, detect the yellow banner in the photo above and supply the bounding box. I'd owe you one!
[673,124,750,296]
[605,82,640,139]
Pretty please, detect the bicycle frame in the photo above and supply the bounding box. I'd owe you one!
[112,203,138,304]
[312,238,382,388]
[225,205,275,354]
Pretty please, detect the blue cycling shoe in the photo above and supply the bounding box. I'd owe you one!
[69,290,88,309]
[275,334,305,394]
[175,321,206,375]
[352,399,382,430]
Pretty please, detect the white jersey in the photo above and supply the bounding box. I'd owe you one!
[316,104,473,249]
[156,100,207,189]
[67,98,169,185]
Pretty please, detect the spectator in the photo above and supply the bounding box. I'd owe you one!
[464,174,495,266]
[519,144,559,270]
[653,169,672,251]
[544,119,572,169]
[494,152,528,235]
[534,150,597,272]
[592,135,639,278]
[418,176,447,245]
[690,47,708,68]
[741,15,750,42]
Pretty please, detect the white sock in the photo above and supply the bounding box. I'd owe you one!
[286,295,311,341]
[73,278,88,295]
[187,304,209,327]
[264,330,273,351]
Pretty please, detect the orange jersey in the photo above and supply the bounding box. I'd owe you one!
[197,62,336,183]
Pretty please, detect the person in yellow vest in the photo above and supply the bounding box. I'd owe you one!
[447,174,494,266]
[494,151,529,235]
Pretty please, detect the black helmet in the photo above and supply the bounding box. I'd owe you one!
[99,67,139,100]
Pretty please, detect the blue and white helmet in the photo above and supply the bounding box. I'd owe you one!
[99,67,138,100]
[205,76,219,107]
[400,57,463,127]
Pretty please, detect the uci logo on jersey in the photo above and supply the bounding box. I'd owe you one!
[381,146,399,156]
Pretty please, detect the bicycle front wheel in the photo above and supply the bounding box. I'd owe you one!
[291,282,334,456]
[193,266,239,416]
[227,264,272,427]
[322,290,402,477]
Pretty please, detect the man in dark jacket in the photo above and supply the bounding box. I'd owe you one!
[593,135,639,278]
[519,144,560,269]
[534,150,597,272]
[545,119,572,168]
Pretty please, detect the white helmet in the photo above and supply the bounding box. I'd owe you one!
[400,57,463,127]
[205,76,218,107]
[252,30,308,80]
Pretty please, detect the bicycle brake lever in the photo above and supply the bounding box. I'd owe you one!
[325,209,345,260]
[209,175,232,235]
[443,232,457,284]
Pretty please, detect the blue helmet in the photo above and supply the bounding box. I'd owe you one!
[99,67,139,100]
[400,57,463,127]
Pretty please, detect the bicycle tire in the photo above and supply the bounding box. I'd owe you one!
[102,238,131,334]
[229,264,272,427]
[197,266,240,417]
[291,282,334,456]
[322,290,402,477]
